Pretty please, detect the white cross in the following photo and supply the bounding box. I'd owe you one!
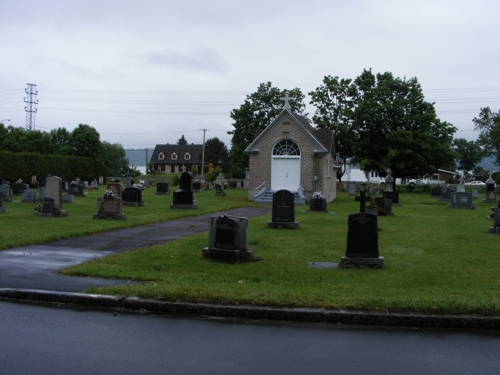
[280,91,294,110]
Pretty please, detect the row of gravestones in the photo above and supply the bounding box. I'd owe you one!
[202,188,384,268]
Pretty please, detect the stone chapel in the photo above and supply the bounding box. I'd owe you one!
[245,95,337,204]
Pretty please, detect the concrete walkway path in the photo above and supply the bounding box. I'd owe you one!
[0,207,270,292]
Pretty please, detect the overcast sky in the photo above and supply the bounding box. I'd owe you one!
[1,0,499,150]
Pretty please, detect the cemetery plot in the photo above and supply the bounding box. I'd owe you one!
[93,197,126,219]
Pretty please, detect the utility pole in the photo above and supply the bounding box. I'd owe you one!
[200,129,209,180]
[24,83,39,131]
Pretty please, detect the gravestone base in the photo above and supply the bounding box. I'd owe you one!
[154,191,170,195]
[267,221,300,229]
[488,227,500,234]
[93,212,126,219]
[123,200,144,207]
[340,256,384,269]
[448,204,476,210]
[202,247,255,264]
[170,200,198,209]
[483,199,497,204]
[37,209,68,217]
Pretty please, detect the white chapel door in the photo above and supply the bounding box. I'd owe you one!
[272,157,300,191]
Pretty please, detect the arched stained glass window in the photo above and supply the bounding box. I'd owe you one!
[273,140,300,156]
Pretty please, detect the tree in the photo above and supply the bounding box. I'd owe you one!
[177,135,188,145]
[102,141,129,176]
[48,128,73,155]
[317,69,456,184]
[228,82,307,178]
[452,138,483,176]
[473,107,500,166]
[203,137,229,174]
[70,124,105,160]
[309,76,358,183]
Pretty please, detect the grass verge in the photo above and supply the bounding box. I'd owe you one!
[57,190,500,315]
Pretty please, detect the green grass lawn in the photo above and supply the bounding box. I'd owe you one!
[2,186,499,314]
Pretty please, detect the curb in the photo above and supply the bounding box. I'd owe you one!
[1,288,499,330]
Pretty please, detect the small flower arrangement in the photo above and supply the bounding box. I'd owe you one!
[103,189,115,199]
[34,204,42,212]
[312,191,324,200]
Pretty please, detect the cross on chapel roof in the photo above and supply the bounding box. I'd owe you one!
[280,91,294,110]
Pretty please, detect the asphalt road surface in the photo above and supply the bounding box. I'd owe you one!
[1,301,499,375]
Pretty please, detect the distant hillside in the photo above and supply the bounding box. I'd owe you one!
[478,156,499,171]
[125,149,154,167]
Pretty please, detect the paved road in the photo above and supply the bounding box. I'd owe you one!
[2,301,500,375]
[0,207,270,292]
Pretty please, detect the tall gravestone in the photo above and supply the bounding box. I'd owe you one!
[484,172,497,203]
[38,176,68,217]
[215,173,226,197]
[179,171,194,192]
[0,183,11,202]
[268,190,299,229]
[340,212,384,269]
[202,215,255,263]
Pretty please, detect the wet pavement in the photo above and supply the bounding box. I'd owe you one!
[0,207,270,292]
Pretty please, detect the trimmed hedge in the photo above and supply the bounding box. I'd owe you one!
[0,151,106,183]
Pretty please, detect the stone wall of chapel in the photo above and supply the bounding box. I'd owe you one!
[248,114,336,201]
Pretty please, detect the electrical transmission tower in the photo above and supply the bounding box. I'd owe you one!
[24,83,39,131]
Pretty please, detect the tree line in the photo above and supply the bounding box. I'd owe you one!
[0,123,129,177]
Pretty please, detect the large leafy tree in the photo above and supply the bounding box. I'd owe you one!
[228,82,307,178]
[102,141,129,176]
[473,107,500,166]
[309,76,358,183]
[452,138,483,176]
[48,128,73,155]
[70,124,105,160]
[203,137,229,174]
[311,70,457,181]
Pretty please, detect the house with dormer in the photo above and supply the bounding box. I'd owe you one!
[245,100,336,204]
[150,144,203,174]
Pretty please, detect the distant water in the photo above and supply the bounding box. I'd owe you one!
[131,166,146,174]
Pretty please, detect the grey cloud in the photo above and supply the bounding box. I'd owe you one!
[148,47,227,74]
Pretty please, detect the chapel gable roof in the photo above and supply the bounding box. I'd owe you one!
[245,109,333,155]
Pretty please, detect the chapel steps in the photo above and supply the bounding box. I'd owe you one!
[253,187,306,206]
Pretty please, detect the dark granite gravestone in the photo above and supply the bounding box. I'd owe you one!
[12,183,26,195]
[62,180,68,192]
[340,212,384,269]
[192,181,202,192]
[21,190,36,202]
[106,182,122,198]
[68,184,85,196]
[122,187,144,206]
[438,187,454,202]
[448,192,475,210]
[93,197,126,219]
[370,197,393,216]
[179,171,194,192]
[155,182,170,195]
[0,183,12,202]
[202,215,254,263]
[489,209,500,234]
[0,195,5,213]
[37,198,55,217]
[310,197,327,212]
[170,190,197,209]
[268,190,299,229]
[383,191,400,206]
[484,172,496,203]
[430,186,443,198]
